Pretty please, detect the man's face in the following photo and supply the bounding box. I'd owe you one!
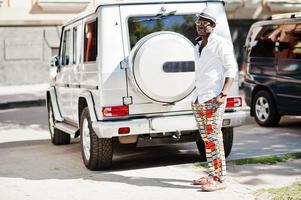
[195,17,214,36]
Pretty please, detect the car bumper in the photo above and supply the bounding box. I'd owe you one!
[223,107,249,127]
[92,109,249,138]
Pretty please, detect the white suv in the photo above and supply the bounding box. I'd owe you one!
[47,0,247,170]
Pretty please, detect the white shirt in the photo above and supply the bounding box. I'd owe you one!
[192,32,238,104]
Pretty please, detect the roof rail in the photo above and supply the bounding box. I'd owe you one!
[268,12,301,20]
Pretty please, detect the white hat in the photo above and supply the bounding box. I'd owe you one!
[196,7,216,24]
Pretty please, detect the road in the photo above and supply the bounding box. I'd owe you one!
[0,106,300,200]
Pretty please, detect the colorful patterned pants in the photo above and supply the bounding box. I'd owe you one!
[191,98,226,182]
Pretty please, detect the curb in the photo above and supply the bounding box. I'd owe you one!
[0,99,46,110]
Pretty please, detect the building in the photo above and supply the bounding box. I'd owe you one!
[0,0,301,85]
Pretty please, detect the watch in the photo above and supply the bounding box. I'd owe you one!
[219,92,227,97]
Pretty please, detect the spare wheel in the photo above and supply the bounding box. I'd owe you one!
[128,31,195,104]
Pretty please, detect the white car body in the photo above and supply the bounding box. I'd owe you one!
[47,0,248,170]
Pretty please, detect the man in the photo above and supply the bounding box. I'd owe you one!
[191,7,237,192]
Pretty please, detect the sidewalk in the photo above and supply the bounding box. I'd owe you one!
[0,84,48,109]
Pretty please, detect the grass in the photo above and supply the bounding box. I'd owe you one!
[194,162,207,168]
[230,152,301,165]
[255,181,301,200]
[194,152,301,168]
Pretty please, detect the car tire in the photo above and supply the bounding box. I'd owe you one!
[253,90,280,127]
[196,127,233,161]
[80,107,113,170]
[222,127,233,158]
[47,101,71,145]
[195,133,206,161]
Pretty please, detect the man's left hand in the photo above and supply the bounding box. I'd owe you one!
[215,94,226,107]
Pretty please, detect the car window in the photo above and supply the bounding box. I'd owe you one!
[128,15,197,49]
[276,23,301,78]
[62,29,71,66]
[249,25,278,58]
[84,19,97,63]
[276,23,301,59]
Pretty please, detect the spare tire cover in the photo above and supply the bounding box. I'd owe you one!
[129,31,195,104]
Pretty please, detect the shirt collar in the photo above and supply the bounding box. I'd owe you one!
[195,32,216,45]
[195,36,202,44]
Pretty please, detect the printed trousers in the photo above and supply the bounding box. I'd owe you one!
[191,98,226,182]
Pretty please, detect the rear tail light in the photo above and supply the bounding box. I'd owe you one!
[226,97,242,108]
[118,127,130,134]
[102,105,129,117]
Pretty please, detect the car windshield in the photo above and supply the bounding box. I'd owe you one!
[128,15,197,49]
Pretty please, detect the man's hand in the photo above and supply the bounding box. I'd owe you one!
[213,77,234,111]
[213,92,227,112]
[215,94,226,107]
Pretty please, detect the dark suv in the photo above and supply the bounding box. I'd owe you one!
[242,13,301,126]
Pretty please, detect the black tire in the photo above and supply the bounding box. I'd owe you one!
[80,107,113,170]
[222,127,233,158]
[195,127,233,161]
[195,133,206,161]
[47,101,71,145]
[252,90,281,127]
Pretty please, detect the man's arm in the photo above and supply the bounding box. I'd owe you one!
[215,77,234,106]
[215,39,238,107]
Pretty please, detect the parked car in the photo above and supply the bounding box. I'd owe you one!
[47,0,247,170]
[242,12,301,127]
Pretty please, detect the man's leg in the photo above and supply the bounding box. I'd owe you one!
[192,99,227,190]
[201,99,227,191]
[192,100,216,180]
[210,101,226,182]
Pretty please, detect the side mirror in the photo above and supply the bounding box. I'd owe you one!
[50,56,59,67]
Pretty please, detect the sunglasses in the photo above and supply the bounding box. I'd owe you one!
[195,20,212,27]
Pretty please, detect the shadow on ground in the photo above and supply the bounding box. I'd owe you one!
[0,134,301,190]
[0,138,203,189]
[0,107,300,189]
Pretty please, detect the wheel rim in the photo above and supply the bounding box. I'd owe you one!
[82,118,91,160]
[255,97,269,122]
[48,106,54,138]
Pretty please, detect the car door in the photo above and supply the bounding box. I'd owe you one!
[76,16,99,121]
[56,28,73,120]
[69,22,83,123]
[276,22,301,114]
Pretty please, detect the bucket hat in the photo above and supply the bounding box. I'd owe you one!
[196,7,216,24]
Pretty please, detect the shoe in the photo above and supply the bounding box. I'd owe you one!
[201,180,226,192]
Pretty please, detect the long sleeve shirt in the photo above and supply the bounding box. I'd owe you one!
[192,32,238,104]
